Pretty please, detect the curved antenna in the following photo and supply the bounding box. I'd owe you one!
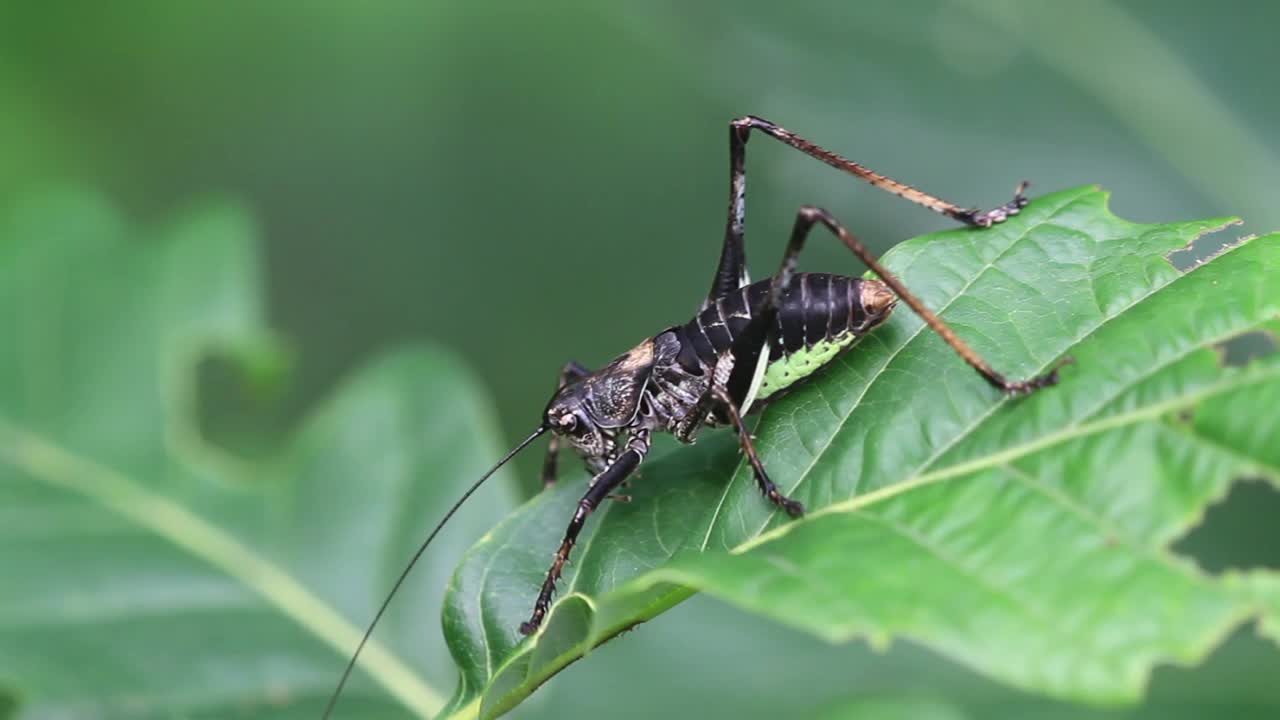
[322,424,548,720]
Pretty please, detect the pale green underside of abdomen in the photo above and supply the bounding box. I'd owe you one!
[757,331,861,401]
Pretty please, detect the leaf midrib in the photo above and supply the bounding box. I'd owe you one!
[0,417,445,718]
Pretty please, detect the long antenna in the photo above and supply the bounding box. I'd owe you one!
[322,424,548,719]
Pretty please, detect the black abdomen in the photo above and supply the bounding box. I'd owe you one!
[677,273,885,371]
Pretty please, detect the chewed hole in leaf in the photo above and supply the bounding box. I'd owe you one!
[1214,330,1278,367]
[1166,224,1246,270]
[1176,479,1280,573]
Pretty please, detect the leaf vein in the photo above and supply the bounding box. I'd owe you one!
[736,363,1280,555]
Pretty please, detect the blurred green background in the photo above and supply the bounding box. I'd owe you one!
[3,1,1278,718]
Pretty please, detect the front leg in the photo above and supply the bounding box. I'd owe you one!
[520,438,648,635]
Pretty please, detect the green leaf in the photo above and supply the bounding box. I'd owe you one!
[440,187,1280,717]
[0,189,518,718]
[1232,572,1280,650]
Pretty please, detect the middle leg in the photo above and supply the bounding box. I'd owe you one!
[711,385,804,518]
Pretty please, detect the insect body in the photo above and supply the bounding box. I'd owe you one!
[322,116,1069,718]
[688,273,900,406]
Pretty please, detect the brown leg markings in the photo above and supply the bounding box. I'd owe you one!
[707,114,1030,304]
[712,386,805,518]
[784,205,1070,394]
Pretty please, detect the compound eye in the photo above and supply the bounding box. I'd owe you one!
[557,413,578,433]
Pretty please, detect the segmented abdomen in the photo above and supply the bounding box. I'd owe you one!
[678,273,886,371]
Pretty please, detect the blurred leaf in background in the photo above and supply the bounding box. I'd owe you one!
[1,1,1278,719]
[0,190,515,718]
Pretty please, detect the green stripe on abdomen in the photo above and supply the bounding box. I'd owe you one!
[757,332,860,400]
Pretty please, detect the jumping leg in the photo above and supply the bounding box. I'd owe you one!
[707,115,1029,304]
[781,205,1069,394]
